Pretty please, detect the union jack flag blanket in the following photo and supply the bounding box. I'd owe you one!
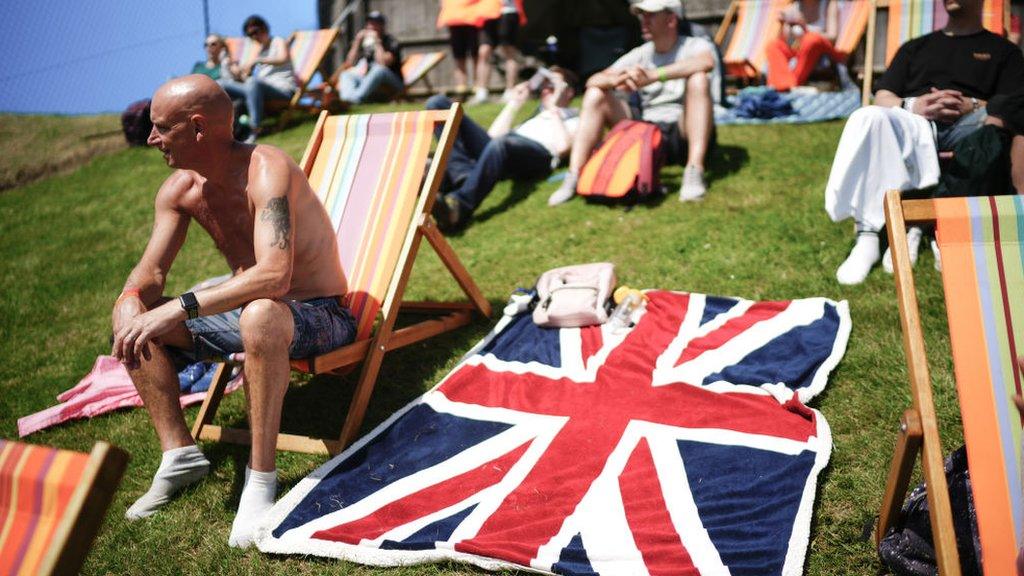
[256,290,851,575]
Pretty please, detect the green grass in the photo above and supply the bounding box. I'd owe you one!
[0,113,124,190]
[0,103,961,575]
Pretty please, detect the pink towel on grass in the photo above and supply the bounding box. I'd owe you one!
[17,355,242,437]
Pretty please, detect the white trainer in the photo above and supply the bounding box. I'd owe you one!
[468,87,489,105]
[679,165,706,202]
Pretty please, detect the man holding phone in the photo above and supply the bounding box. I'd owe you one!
[427,66,580,231]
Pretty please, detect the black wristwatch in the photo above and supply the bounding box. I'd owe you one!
[179,292,200,320]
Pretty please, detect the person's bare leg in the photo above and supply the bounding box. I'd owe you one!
[453,56,469,91]
[682,72,712,170]
[499,45,520,93]
[1011,134,1024,192]
[472,44,494,103]
[678,72,713,201]
[121,302,211,520]
[549,86,629,205]
[228,298,294,547]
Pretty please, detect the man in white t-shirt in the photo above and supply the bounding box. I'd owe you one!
[427,67,580,231]
[548,0,718,205]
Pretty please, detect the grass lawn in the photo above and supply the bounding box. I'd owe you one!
[0,102,960,575]
[0,113,124,191]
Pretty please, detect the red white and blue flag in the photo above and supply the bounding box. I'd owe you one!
[257,290,850,575]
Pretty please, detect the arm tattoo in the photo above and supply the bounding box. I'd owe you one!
[260,197,291,249]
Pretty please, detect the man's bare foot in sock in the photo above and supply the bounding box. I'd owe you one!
[126,445,210,520]
[836,232,880,285]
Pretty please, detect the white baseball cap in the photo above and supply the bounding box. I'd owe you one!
[630,0,685,18]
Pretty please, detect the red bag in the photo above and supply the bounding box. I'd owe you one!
[576,120,663,198]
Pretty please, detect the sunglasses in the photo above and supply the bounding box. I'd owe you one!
[204,41,222,47]
[246,27,263,37]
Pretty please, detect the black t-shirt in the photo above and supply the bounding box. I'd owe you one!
[359,33,403,81]
[876,30,1024,99]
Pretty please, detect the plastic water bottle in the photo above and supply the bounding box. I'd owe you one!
[608,286,644,332]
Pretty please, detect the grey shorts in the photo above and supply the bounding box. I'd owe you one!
[174,297,357,364]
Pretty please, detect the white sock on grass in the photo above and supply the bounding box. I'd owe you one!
[836,231,880,285]
[125,445,210,520]
[228,467,277,548]
[548,171,578,206]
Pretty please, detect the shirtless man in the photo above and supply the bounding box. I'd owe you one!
[111,74,355,547]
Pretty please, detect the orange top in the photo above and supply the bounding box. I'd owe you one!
[437,0,526,28]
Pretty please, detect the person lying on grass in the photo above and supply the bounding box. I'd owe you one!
[111,74,356,548]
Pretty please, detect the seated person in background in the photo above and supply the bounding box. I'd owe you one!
[113,75,356,547]
[220,15,296,143]
[338,11,404,104]
[548,0,718,206]
[824,0,1024,285]
[192,34,231,81]
[765,0,841,91]
[429,66,580,231]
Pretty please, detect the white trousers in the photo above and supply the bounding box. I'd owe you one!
[824,106,939,231]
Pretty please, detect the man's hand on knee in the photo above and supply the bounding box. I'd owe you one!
[112,299,186,369]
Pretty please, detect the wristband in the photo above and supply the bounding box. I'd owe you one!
[179,292,200,320]
[971,97,979,111]
[656,67,669,83]
[902,97,917,112]
[117,288,140,302]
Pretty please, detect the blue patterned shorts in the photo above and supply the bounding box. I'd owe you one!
[181,297,357,361]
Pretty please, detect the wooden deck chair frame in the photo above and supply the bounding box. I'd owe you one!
[715,0,790,83]
[400,51,447,98]
[861,0,1009,104]
[0,441,128,576]
[878,190,1024,575]
[190,104,492,456]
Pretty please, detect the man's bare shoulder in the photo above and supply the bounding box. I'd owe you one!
[246,144,307,201]
[155,169,200,207]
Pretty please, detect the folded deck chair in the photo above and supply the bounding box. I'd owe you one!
[0,440,128,576]
[224,29,339,126]
[862,0,1007,103]
[401,50,447,96]
[715,0,790,82]
[877,190,1024,575]
[190,104,492,455]
[834,0,872,59]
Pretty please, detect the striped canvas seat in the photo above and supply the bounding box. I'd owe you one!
[863,0,1006,102]
[878,191,1024,575]
[718,0,790,80]
[401,51,447,89]
[834,0,872,58]
[191,105,492,455]
[0,441,127,576]
[224,36,261,69]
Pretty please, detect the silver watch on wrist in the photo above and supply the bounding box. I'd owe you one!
[902,96,917,112]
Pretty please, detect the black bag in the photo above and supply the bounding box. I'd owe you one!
[877,446,982,576]
[121,99,152,146]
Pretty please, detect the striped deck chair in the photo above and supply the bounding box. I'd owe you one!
[0,441,127,576]
[834,0,872,58]
[878,190,1024,575]
[190,104,492,455]
[401,51,447,95]
[862,0,1008,103]
[714,0,791,82]
[224,29,339,126]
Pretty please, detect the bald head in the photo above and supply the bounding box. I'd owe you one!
[153,74,234,133]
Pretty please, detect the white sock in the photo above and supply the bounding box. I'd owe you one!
[228,467,277,548]
[836,232,880,285]
[126,445,209,520]
[882,226,923,274]
[548,171,578,206]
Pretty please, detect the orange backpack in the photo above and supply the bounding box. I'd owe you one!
[577,120,663,199]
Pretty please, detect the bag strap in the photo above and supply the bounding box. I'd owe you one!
[636,123,659,195]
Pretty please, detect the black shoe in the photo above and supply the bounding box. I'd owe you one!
[432,194,466,232]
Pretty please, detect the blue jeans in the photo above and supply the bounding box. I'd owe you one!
[220,77,293,130]
[426,94,553,213]
[339,64,404,104]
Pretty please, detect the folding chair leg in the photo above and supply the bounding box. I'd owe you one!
[421,218,492,317]
[190,362,235,441]
[876,408,923,545]
[336,338,389,452]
